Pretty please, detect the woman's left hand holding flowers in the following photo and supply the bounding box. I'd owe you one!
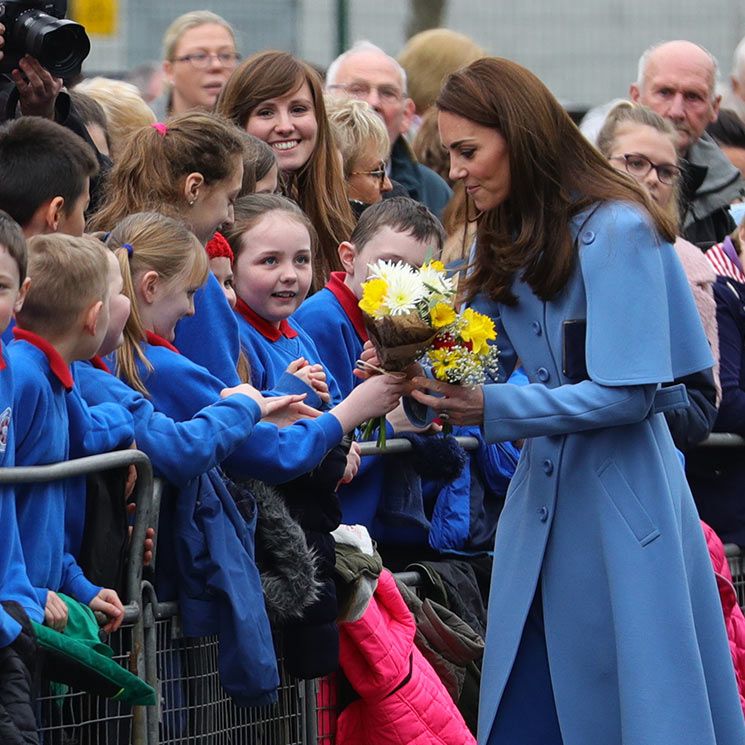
[410,377,485,426]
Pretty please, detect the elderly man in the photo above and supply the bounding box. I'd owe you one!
[326,41,451,219]
[630,40,744,247]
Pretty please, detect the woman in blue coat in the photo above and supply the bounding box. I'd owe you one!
[409,58,745,744]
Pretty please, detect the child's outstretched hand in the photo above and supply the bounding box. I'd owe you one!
[44,590,68,632]
[220,383,309,420]
[330,373,408,432]
[287,358,331,403]
[89,588,125,634]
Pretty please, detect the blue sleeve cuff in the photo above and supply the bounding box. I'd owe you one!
[274,372,322,409]
[316,411,345,450]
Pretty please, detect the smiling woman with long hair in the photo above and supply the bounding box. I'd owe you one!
[216,51,355,291]
[407,57,745,745]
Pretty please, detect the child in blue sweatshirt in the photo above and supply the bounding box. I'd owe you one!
[88,112,247,385]
[294,197,447,532]
[9,233,134,636]
[109,209,404,679]
[0,213,44,743]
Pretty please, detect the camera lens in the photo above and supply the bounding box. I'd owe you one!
[17,11,90,77]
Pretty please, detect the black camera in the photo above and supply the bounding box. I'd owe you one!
[0,0,90,77]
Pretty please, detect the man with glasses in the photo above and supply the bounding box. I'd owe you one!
[630,40,745,248]
[326,41,451,219]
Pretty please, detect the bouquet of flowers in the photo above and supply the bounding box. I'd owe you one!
[358,259,498,445]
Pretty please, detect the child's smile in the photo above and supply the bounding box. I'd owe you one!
[233,210,313,326]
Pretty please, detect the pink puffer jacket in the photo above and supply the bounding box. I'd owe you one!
[702,521,745,715]
[337,569,475,745]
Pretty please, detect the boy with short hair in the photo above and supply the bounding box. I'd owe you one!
[0,211,43,744]
[294,197,446,529]
[9,234,134,634]
[0,116,98,238]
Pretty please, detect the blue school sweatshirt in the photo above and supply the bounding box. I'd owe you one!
[0,340,44,642]
[135,331,344,485]
[174,271,241,386]
[293,273,397,528]
[74,356,262,486]
[233,298,342,407]
[8,330,134,607]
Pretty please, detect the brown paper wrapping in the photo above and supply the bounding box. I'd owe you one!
[363,312,437,372]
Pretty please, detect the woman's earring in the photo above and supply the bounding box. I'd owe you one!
[188,199,195,206]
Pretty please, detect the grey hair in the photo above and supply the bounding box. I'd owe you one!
[732,36,745,83]
[161,10,235,61]
[326,40,408,94]
[636,41,720,99]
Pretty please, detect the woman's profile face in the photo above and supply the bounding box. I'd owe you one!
[245,81,319,174]
[607,123,678,209]
[438,110,510,212]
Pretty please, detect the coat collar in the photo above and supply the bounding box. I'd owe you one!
[12,327,73,391]
[326,272,368,342]
[235,297,298,341]
[145,330,180,354]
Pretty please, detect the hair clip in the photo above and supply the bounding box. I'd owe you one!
[151,122,168,137]
[122,243,134,257]
[100,231,111,243]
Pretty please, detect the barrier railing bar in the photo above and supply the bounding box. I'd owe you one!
[696,433,745,448]
[357,435,479,457]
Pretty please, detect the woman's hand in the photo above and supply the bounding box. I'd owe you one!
[409,377,486,426]
[286,358,331,403]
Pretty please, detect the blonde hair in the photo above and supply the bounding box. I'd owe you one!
[325,96,390,177]
[88,111,244,233]
[162,10,235,62]
[75,77,156,160]
[106,212,207,395]
[398,29,485,114]
[412,108,450,185]
[596,101,681,226]
[17,234,108,336]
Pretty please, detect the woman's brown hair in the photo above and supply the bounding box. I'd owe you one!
[215,51,355,290]
[88,111,244,233]
[437,57,676,305]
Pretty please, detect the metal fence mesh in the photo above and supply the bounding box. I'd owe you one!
[154,615,307,745]
[38,622,140,745]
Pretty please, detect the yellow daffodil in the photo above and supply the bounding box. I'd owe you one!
[359,277,388,317]
[430,348,456,379]
[422,260,446,272]
[460,308,497,355]
[431,302,456,329]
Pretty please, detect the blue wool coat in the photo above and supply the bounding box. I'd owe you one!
[468,202,744,744]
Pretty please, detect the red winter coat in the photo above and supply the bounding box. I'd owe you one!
[337,569,475,745]
[702,521,745,715]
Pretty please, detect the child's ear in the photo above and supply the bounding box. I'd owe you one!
[139,270,160,304]
[14,277,30,315]
[183,173,205,206]
[83,300,104,336]
[338,241,357,274]
[26,197,64,235]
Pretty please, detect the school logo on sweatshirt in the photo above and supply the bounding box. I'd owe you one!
[0,406,10,453]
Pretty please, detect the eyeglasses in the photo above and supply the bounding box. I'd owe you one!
[610,153,682,185]
[350,162,388,188]
[328,82,403,104]
[173,51,241,69]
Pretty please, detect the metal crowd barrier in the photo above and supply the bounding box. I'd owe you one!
[1,433,742,744]
[0,449,153,745]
